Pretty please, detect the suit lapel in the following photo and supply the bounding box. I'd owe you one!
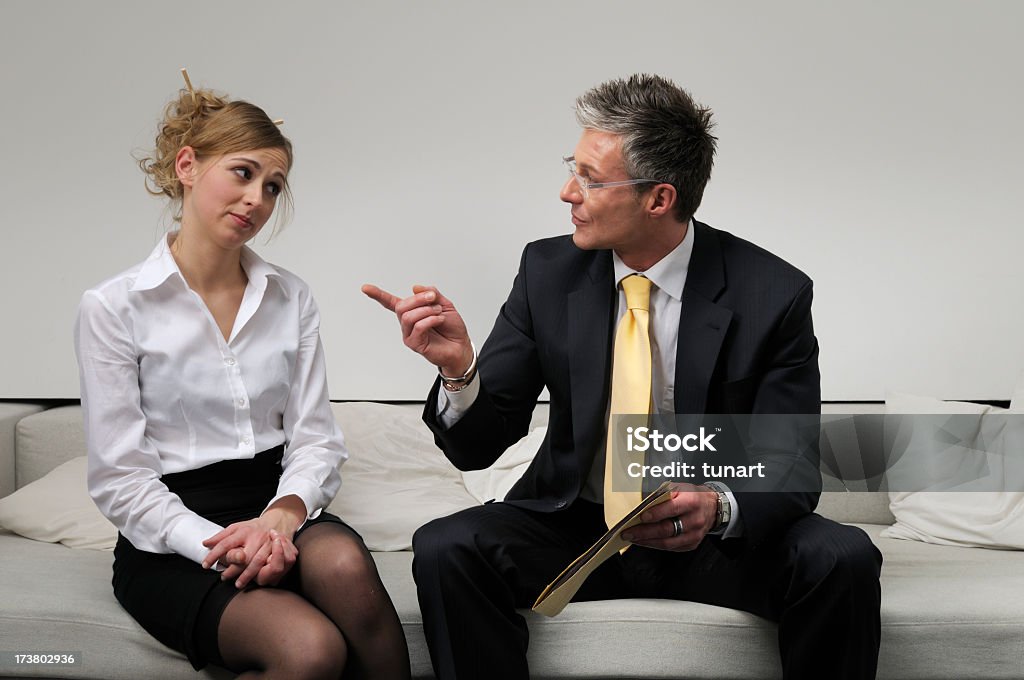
[564,226,733,455]
[568,251,615,472]
[675,222,732,414]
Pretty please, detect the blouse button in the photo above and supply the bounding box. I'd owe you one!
[225,357,236,366]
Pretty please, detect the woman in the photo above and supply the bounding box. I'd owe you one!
[74,73,410,679]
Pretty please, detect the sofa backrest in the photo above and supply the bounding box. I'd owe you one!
[14,406,86,488]
[0,403,45,497]
[1,402,895,526]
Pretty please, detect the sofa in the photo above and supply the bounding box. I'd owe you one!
[1,400,1022,680]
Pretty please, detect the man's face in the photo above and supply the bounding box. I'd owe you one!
[560,129,648,254]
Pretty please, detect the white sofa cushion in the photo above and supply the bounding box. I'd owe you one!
[4,525,1023,680]
[327,401,479,550]
[461,427,546,504]
[881,392,1024,550]
[0,456,116,550]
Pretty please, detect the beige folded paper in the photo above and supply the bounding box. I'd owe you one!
[532,482,673,617]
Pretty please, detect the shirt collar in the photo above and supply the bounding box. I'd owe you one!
[239,242,286,298]
[129,233,180,292]
[129,232,285,297]
[612,219,694,301]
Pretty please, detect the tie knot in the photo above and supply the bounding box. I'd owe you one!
[621,274,652,312]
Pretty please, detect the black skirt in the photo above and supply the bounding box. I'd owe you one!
[111,446,350,670]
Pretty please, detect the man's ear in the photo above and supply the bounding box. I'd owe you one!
[175,147,198,188]
[646,184,678,219]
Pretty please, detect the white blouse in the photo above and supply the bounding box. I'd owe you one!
[74,234,347,566]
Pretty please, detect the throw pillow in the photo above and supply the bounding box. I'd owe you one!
[327,402,480,550]
[0,456,117,550]
[462,427,546,504]
[880,392,1024,550]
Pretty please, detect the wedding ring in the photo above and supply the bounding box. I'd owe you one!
[671,517,684,537]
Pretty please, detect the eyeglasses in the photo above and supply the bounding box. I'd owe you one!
[562,156,661,199]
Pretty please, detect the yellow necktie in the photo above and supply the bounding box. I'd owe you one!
[604,274,653,529]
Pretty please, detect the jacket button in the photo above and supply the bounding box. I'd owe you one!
[555,500,567,509]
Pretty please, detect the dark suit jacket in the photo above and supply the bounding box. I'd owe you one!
[424,220,821,548]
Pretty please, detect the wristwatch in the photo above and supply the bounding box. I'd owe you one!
[440,342,478,392]
[702,481,732,532]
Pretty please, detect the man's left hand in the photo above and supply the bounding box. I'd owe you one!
[621,483,718,551]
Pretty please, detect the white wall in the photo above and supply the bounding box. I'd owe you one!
[2,0,1021,401]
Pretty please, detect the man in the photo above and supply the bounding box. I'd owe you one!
[364,74,882,680]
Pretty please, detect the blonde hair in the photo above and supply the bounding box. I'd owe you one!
[138,87,294,226]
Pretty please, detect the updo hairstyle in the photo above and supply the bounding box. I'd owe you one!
[138,87,293,223]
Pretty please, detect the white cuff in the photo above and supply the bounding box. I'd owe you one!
[264,486,322,526]
[719,489,742,538]
[705,483,742,539]
[437,375,481,429]
[164,513,225,567]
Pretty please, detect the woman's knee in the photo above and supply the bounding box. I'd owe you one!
[219,591,347,679]
[276,620,347,680]
[298,525,379,583]
[316,534,379,588]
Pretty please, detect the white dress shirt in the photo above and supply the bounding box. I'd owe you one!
[74,233,347,566]
[440,222,741,536]
[579,225,692,502]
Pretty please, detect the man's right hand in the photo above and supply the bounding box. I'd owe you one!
[361,283,475,377]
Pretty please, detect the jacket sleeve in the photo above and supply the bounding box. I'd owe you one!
[729,278,822,546]
[423,243,546,471]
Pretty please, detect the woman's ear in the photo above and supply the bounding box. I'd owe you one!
[175,147,198,188]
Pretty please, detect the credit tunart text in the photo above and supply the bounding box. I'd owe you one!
[623,426,766,479]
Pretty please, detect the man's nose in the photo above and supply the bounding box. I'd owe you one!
[560,176,582,204]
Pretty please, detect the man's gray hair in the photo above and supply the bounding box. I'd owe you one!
[575,74,717,222]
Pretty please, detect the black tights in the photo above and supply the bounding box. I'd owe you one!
[208,522,410,680]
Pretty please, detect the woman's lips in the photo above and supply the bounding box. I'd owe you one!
[229,213,253,228]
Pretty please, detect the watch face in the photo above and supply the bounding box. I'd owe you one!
[713,492,728,527]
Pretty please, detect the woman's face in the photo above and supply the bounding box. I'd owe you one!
[178,146,290,249]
